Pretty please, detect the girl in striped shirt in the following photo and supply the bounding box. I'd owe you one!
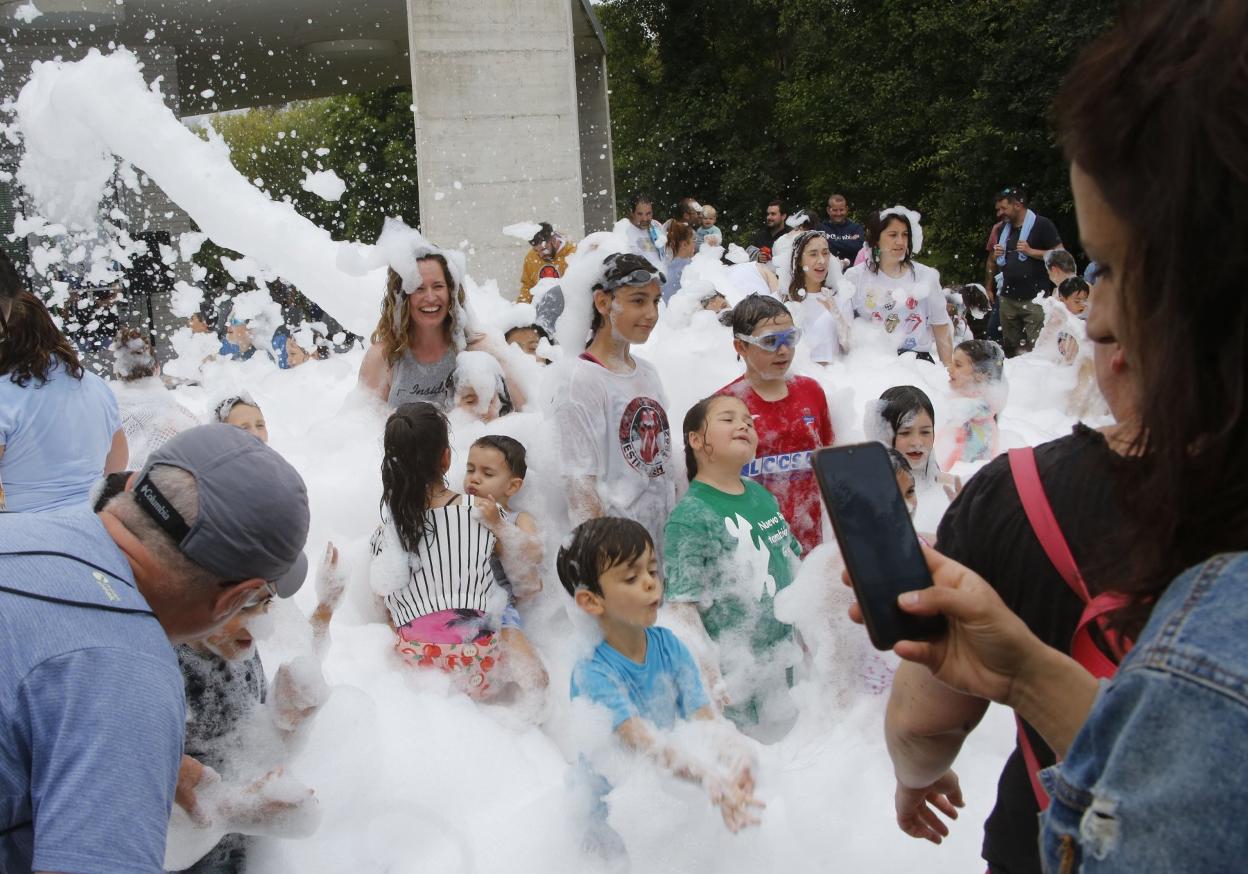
[369,402,527,697]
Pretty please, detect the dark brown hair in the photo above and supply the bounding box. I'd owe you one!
[864,210,915,276]
[381,402,450,554]
[1056,0,1248,634]
[556,517,653,597]
[1,292,84,387]
[786,231,830,302]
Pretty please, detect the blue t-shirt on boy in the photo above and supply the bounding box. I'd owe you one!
[571,626,709,730]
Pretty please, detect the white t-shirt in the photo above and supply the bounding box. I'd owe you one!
[552,353,677,552]
[786,284,855,363]
[845,261,950,354]
[0,363,120,512]
[613,218,666,270]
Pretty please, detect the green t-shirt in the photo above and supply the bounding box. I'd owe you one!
[663,479,802,655]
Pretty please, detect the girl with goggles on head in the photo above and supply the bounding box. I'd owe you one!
[550,251,677,558]
[716,294,835,553]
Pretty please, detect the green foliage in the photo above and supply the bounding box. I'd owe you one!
[193,87,420,288]
[598,0,1115,281]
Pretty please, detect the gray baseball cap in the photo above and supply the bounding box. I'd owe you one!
[133,423,311,597]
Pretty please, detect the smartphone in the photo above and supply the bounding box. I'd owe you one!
[813,443,945,650]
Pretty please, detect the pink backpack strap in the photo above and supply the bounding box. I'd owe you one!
[1007,448,1091,601]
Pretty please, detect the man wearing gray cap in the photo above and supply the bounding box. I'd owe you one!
[0,423,311,874]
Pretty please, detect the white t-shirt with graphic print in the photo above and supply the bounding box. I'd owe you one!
[845,261,950,354]
[552,353,677,554]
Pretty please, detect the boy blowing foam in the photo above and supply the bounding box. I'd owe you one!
[557,518,763,833]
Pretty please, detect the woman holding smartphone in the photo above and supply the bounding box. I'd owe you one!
[853,4,1248,872]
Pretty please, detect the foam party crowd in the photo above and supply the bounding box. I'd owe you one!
[5,2,1248,873]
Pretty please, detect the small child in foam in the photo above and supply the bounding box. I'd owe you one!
[664,394,801,733]
[463,434,549,700]
[505,323,551,365]
[696,204,723,248]
[164,544,344,872]
[214,392,268,444]
[452,350,509,423]
[939,339,1007,469]
[559,518,763,833]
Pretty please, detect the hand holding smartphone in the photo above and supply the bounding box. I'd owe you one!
[813,443,946,650]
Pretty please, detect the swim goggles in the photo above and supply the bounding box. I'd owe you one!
[600,253,666,290]
[734,327,803,352]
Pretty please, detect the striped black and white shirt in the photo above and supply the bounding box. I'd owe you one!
[371,494,499,628]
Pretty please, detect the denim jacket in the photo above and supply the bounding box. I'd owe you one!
[1038,552,1248,874]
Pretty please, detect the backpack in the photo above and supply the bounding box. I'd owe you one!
[1008,447,1132,809]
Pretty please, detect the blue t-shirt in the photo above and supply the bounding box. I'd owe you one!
[0,509,185,874]
[570,626,709,730]
[0,362,121,512]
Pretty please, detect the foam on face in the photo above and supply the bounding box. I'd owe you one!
[10,49,1112,874]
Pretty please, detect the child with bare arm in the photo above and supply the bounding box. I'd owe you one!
[463,434,549,697]
[559,517,763,834]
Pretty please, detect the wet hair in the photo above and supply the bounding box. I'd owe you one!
[371,253,465,367]
[471,434,527,479]
[955,339,1005,382]
[878,386,936,445]
[953,283,991,314]
[214,392,262,423]
[628,192,654,214]
[681,394,743,480]
[589,252,661,337]
[728,293,790,336]
[1,292,84,387]
[1057,276,1091,300]
[381,402,451,554]
[885,447,914,478]
[529,222,555,246]
[864,210,915,276]
[0,248,26,322]
[1055,0,1248,632]
[1046,249,1078,275]
[556,517,654,598]
[665,219,695,259]
[786,230,831,302]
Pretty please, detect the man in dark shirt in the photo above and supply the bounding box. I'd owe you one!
[882,339,1135,874]
[819,194,866,265]
[992,187,1062,356]
[749,199,788,263]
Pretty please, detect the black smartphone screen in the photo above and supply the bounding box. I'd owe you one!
[813,443,946,650]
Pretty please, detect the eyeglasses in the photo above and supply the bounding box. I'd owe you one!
[735,327,803,352]
[241,580,278,611]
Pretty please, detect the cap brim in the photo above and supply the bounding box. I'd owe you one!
[272,550,309,599]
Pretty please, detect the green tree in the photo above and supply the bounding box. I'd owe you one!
[194,87,420,289]
[599,0,1115,280]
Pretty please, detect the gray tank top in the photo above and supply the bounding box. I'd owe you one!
[387,347,457,409]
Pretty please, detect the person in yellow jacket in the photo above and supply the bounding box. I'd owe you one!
[518,223,576,303]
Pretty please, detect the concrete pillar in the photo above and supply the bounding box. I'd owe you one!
[576,50,615,234]
[406,0,588,295]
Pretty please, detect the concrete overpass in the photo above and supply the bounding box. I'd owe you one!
[0,0,615,288]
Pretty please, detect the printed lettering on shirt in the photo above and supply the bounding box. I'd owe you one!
[619,396,671,478]
[741,450,813,477]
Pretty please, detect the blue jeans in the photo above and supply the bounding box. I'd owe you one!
[1038,553,1248,873]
